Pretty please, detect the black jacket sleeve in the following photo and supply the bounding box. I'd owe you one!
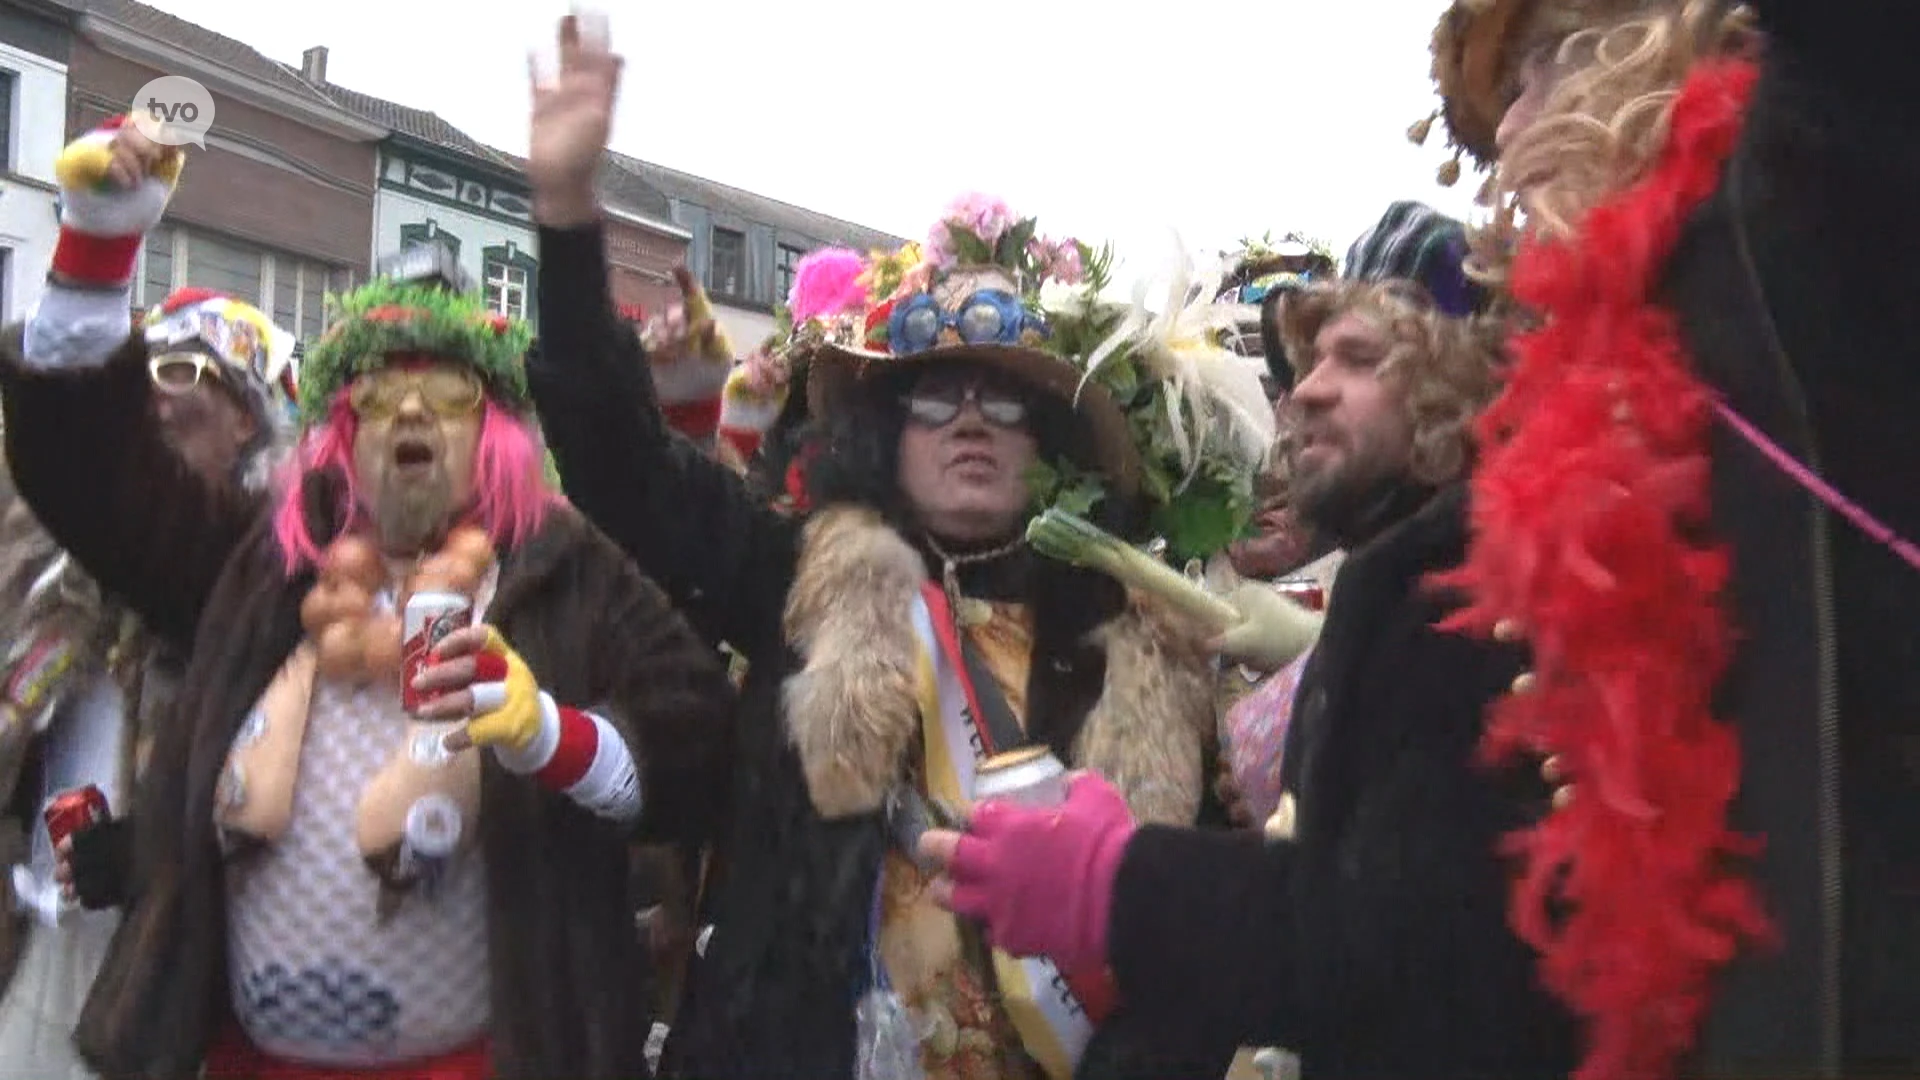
[0,330,256,652]
[529,224,798,657]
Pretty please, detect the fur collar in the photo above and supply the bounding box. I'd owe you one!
[781,505,1217,825]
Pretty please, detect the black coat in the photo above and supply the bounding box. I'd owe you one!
[528,224,1231,1080]
[1099,486,1579,1080]
[1665,0,1920,1069]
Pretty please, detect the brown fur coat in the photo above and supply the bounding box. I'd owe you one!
[784,506,1216,825]
[0,329,735,1080]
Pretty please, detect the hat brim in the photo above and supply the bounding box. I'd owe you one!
[808,342,1142,500]
[1431,0,1534,166]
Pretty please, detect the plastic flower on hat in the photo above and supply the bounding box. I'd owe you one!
[1079,234,1273,501]
[1029,236,1087,286]
[860,241,924,301]
[926,192,1023,271]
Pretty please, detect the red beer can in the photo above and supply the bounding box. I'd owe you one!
[1275,578,1326,612]
[44,785,110,849]
[402,590,472,715]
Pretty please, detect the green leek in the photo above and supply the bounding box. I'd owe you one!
[1026,509,1240,630]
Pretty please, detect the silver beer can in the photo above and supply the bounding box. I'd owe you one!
[972,746,1068,808]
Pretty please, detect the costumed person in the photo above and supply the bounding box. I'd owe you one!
[1419,0,1919,1074]
[640,265,738,457]
[0,114,735,1080]
[520,15,1288,1079]
[1210,234,1333,399]
[918,272,1585,1080]
[1212,198,1486,837]
[0,280,297,1079]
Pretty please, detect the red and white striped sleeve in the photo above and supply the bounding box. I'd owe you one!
[492,692,641,824]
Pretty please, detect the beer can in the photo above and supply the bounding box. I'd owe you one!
[43,785,110,849]
[1275,578,1326,612]
[973,746,1068,808]
[401,590,472,715]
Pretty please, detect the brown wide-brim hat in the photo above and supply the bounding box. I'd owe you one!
[808,340,1142,499]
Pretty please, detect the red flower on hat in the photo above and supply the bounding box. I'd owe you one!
[362,304,419,324]
[864,298,897,352]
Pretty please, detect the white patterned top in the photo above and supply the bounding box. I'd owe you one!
[224,582,494,1066]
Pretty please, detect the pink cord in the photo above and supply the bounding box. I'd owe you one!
[1714,400,1920,574]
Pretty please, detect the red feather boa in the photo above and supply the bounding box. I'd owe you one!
[1436,61,1774,1080]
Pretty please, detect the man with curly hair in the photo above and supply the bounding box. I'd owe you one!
[921,272,1591,1080]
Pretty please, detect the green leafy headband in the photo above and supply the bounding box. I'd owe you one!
[297,278,534,425]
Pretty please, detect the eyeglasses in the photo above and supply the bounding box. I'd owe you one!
[902,375,1031,429]
[888,289,1045,355]
[149,351,225,394]
[349,366,483,420]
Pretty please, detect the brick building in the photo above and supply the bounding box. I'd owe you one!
[67,1,383,336]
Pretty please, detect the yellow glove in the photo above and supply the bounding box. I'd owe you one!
[460,627,543,751]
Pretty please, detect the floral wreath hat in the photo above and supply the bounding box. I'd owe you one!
[784,194,1274,564]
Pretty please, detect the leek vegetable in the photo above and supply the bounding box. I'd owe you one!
[1026,509,1240,630]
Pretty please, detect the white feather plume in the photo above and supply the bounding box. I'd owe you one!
[1078,233,1275,490]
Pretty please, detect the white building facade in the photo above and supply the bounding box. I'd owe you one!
[368,138,538,326]
[0,1,79,323]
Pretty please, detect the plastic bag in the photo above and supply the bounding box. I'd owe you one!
[854,985,927,1080]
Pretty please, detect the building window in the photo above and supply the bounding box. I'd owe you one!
[481,242,538,327]
[399,221,461,264]
[187,232,263,307]
[301,265,326,339]
[485,261,529,320]
[273,261,298,332]
[775,243,806,305]
[0,72,14,171]
[142,225,175,307]
[709,227,745,299]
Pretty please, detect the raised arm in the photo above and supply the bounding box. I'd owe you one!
[0,121,255,650]
[523,15,796,655]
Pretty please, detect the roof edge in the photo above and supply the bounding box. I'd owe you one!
[82,14,388,142]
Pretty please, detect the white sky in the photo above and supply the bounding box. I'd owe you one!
[146,0,1480,290]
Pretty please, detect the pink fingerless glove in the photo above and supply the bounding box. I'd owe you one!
[946,772,1137,974]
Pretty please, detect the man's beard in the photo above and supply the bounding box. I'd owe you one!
[1289,438,1408,549]
[374,472,455,554]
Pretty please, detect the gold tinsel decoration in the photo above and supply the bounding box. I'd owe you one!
[1408,111,1438,146]
[1437,155,1463,187]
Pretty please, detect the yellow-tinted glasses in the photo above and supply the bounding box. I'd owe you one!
[148,351,226,395]
[348,365,484,420]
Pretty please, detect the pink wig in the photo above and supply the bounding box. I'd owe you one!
[271,390,557,576]
[787,248,869,323]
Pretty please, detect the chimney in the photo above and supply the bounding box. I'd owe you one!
[300,45,328,84]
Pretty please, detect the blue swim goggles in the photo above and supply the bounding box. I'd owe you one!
[887,289,1048,355]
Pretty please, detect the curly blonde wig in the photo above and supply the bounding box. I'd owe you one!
[1279,280,1508,488]
[1469,0,1754,284]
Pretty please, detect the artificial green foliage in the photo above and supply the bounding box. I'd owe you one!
[298,278,534,424]
[1030,279,1266,567]
[1025,457,1107,520]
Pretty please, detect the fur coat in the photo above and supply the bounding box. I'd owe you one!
[0,328,736,1080]
[526,221,1234,1080]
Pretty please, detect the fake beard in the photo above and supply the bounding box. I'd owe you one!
[375,468,456,555]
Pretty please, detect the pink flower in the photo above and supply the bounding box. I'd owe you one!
[1029,236,1086,286]
[942,192,1015,248]
[924,221,958,270]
